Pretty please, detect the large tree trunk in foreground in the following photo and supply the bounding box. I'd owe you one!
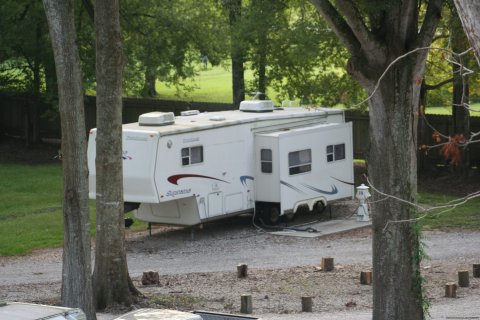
[93,0,138,310]
[310,1,443,319]
[454,0,480,67]
[43,1,96,319]
[366,61,424,319]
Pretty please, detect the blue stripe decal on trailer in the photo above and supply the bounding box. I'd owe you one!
[331,177,355,185]
[240,175,254,187]
[280,181,306,194]
[301,184,338,195]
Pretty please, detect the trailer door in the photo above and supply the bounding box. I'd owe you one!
[254,133,280,203]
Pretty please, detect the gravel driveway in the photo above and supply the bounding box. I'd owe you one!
[1,212,480,319]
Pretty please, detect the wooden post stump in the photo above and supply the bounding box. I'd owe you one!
[321,257,334,272]
[141,271,160,285]
[301,296,313,312]
[240,294,252,314]
[473,264,480,278]
[445,282,457,298]
[458,270,470,287]
[237,263,248,278]
[360,271,372,285]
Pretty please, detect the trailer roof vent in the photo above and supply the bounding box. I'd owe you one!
[239,100,274,112]
[181,110,200,116]
[138,112,175,126]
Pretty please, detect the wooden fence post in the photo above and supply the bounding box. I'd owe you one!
[240,294,252,314]
[237,264,248,278]
[458,270,470,287]
[321,257,334,271]
[445,282,457,298]
[301,296,313,312]
[360,271,372,285]
[473,264,480,278]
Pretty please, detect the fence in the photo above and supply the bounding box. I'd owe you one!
[1,93,479,166]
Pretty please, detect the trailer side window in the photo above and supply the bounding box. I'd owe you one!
[260,149,272,173]
[181,146,203,165]
[288,149,311,175]
[326,143,345,162]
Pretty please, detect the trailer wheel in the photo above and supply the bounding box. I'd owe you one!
[268,206,281,225]
[313,201,326,215]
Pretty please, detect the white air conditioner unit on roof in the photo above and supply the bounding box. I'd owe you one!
[139,112,175,126]
[239,100,274,112]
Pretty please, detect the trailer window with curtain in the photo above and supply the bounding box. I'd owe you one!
[181,146,204,165]
[288,149,311,175]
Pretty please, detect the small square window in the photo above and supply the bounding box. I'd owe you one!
[334,144,345,161]
[326,143,346,163]
[181,146,203,166]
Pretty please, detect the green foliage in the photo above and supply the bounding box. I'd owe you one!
[0,1,53,94]
[411,221,430,317]
[252,1,364,106]
[121,0,229,97]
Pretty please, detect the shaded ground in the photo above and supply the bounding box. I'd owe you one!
[0,136,60,164]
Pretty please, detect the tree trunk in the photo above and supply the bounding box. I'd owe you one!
[228,0,245,108]
[366,62,424,319]
[451,8,471,173]
[310,1,444,318]
[93,0,138,310]
[257,33,267,98]
[42,1,96,319]
[142,65,157,97]
[454,1,480,67]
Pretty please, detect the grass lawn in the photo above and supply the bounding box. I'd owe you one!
[156,66,257,104]
[0,162,478,256]
[0,163,145,256]
[418,192,480,229]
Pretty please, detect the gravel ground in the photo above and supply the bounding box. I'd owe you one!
[1,202,480,319]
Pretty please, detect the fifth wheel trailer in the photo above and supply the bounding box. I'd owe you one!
[88,100,354,225]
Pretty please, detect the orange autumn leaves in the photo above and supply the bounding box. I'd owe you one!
[419,131,466,165]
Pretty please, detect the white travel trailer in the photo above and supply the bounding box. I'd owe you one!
[87,100,354,225]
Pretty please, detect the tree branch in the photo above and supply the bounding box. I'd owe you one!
[310,0,361,56]
[416,0,445,49]
[335,0,383,57]
[398,0,419,45]
[425,77,453,90]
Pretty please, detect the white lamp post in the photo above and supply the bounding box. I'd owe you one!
[356,184,371,222]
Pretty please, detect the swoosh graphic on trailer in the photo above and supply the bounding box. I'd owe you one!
[240,175,254,187]
[168,174,229,185]
[280,181,306,194]
[331,177,355,185]
[301,184,338,195]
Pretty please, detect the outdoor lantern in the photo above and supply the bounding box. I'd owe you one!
[355,184,371,222]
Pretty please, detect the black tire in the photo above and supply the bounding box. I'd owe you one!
[267,206,281,225]
[313,201,326,215]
